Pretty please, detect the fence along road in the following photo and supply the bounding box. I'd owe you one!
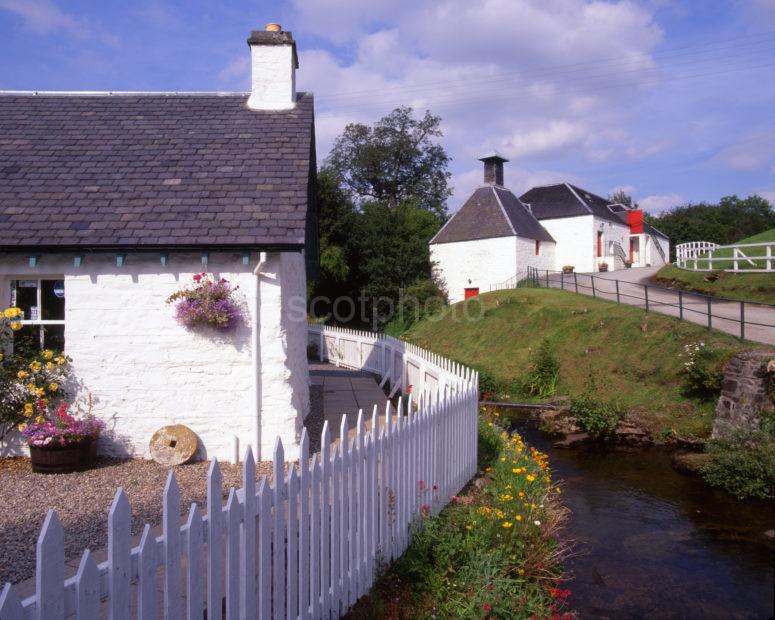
[497,266,775,346]
[0,325,479,620]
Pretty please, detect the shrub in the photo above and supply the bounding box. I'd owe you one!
[570,374,624,438]
[681,341,724,400]
[0,309,71,442]
[395,278,448,330]
[519,338,560,399]
[476,367,506,400]
[701,431,775,499]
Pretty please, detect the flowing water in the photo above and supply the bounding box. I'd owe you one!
[507,415,775,619]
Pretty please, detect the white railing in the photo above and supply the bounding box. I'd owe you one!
[675,241,774,272]
[0,325,479,619]
[675,241,719,263]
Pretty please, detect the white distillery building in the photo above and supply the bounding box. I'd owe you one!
[432,155,670,303]
[430,154,557,303]
[0,26,318,461]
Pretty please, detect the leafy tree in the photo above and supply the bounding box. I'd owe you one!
[608,189,638,209]
[325,107,452,218]
[645,195,775,252]
[351,201,442,327]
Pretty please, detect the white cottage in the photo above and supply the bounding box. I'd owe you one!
[519,183,670,272]
[0,26,317,461]
[430,154,556,303]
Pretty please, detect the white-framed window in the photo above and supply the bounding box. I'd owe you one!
[9,278,66,351]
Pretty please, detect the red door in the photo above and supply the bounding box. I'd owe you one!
[464,287,479,299]
[597,231,603,258]
[629,238,635,262]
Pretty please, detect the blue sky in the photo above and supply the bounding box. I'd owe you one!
[1,0,774,214]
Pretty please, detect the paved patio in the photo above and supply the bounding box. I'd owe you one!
[309,361,391,439]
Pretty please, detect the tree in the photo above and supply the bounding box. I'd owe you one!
[608,189,638,209]
[325,107,452,218]
[645,194,775,251]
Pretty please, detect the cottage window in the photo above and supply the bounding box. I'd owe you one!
[535,240,541,255]
[9,279,65,351]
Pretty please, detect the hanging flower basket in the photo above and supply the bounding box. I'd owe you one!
[166,273,243,331]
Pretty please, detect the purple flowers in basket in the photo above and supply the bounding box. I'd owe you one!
[166,273,242,331]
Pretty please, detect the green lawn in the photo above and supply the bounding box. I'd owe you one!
[402,288,768,439]
[656,228,775,304]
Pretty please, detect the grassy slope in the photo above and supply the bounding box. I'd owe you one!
[403,288,766,438]
[655,228,775,304]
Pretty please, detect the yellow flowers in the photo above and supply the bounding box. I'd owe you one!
[17,370,28,380]
[55,356,65,365]
[555,487,561,494]
[46,362,54,370]
[17,423,27,431]
[48,382,58,392]
[10,322,22,331]
[515,514,522,521]
[512,468,519,474]
[24,403,33,416]
[465,524,473,530]
[3,307,23,319]
[501,521,513,529]
[42,350,54,360]
[29,361,42,372]
[526,474,536,482]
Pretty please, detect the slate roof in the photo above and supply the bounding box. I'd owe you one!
[0,92,316,249]
[429,186,554,244]
[519,182,624,224]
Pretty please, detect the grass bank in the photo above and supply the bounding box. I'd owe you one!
[402,288,764,439]
[655,228,775,304]
[654,264,775,305]
[348,412,571,619]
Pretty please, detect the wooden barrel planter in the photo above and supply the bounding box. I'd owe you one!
[29,437,98,474]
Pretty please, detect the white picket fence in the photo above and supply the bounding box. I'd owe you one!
[0,325,479,620]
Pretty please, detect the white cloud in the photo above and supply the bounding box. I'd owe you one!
[639,193,683,214]
[0,0,79,35]
[500,121,587,160]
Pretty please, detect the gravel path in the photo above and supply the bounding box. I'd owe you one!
[0,456,274,585]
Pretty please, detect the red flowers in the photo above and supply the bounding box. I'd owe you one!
[483,602,492,613]
[192,272,204,283]
[421,504,431,516]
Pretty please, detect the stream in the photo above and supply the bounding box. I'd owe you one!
[507,415,775,619]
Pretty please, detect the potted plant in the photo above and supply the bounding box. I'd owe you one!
[562,265,575,274]
[624,259,633,269]
[598,262,609,272]
[21,400,104,473]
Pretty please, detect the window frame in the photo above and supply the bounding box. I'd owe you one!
[10,277,66,351]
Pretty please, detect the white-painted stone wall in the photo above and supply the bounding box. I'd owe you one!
[594,217,631,271]
[538,215,594,272]
[516,236,556,273]
[431,236,517,303]
[0,251,309,461]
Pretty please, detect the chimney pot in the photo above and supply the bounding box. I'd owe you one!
[265,22,281,32]
[478,151,509,186]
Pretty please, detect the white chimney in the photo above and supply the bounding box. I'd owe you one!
[246,24,298,111]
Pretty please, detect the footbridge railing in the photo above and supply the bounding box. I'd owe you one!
[675,241,774,272]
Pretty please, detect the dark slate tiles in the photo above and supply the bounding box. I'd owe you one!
[0,92,314,248]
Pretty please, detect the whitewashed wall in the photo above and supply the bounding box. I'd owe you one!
[539,215,594,272]
[649,234,670,266]
[257,252,309,461]
[431,236,517,303]
[594,217,631,271]
[516,236,556,273]
[0,251,308,461]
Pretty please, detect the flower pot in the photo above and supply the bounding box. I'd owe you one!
[29,437,97,474]
[598,265,609,272]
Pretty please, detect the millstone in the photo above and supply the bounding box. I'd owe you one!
[149,425,198,466]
